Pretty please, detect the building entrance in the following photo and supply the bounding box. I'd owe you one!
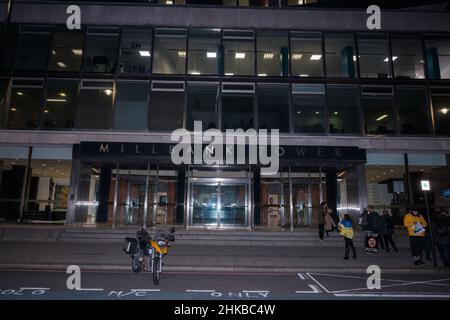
[188,178,250,229]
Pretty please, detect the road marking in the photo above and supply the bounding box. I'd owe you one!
[75,288,104,291]
[242,290,270,293]
[295,285,321,294]
[334,293,450,298]
[306,273,330,294]
[186,289,216,293]
[20,287,50,290]
[131,289,161,292]
[297,273,307,280]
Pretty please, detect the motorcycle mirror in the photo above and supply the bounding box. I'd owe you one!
[170,227,175,233]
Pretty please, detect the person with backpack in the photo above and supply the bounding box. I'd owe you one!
[381,210,398,253]
[338,214,357,260]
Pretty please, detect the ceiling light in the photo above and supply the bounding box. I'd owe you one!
[104,89,113,96]
[376,114,388,121]
[207,52,217,58]
[310,55,322,61]
[440,108,449,115]
[333,112,339,115]
[353,55,357,62]
[178,51,186,57]
[225,73,234,76]
[292,54,303,60]
[17,92,23,96]
[72,49,83,56]
[315,111,320,115]
[139,50,151,57]
[57,61,67,68]
[263,53,274,60]
[258,73,267,77]
[52,50,57,55]
[59,92,66,97]
[10,107,17,112]
[166,0,173,4]
[44,110,49,113]
[235,52,246,59]
[297,111,302,114]
[46,98,67,102]
[299,74,309,77]
[384,56,398,62]
[190,71,201,75]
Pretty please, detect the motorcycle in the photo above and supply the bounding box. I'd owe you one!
[123,227,175,285]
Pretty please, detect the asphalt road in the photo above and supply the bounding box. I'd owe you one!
[1,269,450,300]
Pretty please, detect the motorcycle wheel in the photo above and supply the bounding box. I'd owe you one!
[152,257,161,285]
[131,255,142,273]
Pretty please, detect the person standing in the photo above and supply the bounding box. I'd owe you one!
[381,210,398,253]
[318,202,327,241]
[361,206,383,252]
[325,207,336,237]
[403,209,428,266]
[338,214,357,260]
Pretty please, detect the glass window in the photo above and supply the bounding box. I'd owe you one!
[324,33,356,78]
[222,93,254,130]
[257,31,289,77]
[357,34,391,79]
[432,95,450,135]
[327,86,361,134]
[149,84,185,131]
[397,87,430,135]
[290,32,323,77]
[82,28,119,73]
[188,29,221,76]
[0,79,8,127]
[362,89,396,135]
[77,80,114,129]
[391,35,425,79]
[114,81,149,130]
[6,80,44,129]
[48,31,84,72]
[152,29,187,74]
[43,79,78,129]
[292,84,325,133]
[119,29,152,74]
[1,24,17,72]
[425,37,450,79]
[186,82,219,130]
[223,30,255,76]
[257,83,290,132]
[14,26,51,71]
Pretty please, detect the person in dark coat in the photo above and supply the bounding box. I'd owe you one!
[363,206,385,250]
[381,210,398,252]
[318,202,327,241]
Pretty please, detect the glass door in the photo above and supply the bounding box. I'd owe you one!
[189,180,248,228]
[220,184,247,227]
[116,171,148,226]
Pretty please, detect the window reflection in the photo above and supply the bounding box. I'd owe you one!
[119,29,152,74]
[152,29,187,74]
[77,80,114,129]
[362,88,396,135]
[325,33,356,78]
[432,95,450,135]
[391,35,425,79]
[82,28,119,73]
[292,84,325,133]
[425,37,450,79]
[357,34,391,79]
[49,32,84,72]
[43,79,78,129]
[223,30,255,76]
[327,85,360,134]
[257,31,289,77]
[114,81,149,130]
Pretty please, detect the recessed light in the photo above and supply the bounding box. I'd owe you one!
[299,74,309,77]
[235,52,246,59]
[10,107,17,112]
[104,89,113,96]
[292,54,303,60]
[310,54,322,61]
[72,49,83,56]
[333,112,339,115]
[59,92,66,97]
[440,108,449,115]
[224,73,234,76]
[57,62,67,68]
[190,71,201,75]
[46,98,67,102]
[44,110,49,113]
[139,50,151,57]
[178,51,186,57]
[17,92,23,96]
[258,73,267,77]
[263,53,274,60]
[376,114,388,121]
[206,52,217,58]
[384,56,398,62]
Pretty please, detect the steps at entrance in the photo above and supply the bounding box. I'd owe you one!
[59,227,411,247]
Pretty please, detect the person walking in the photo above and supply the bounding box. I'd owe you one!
[338,214,357,260]
[403,209,428,266]
[325,207,336,237]
[318,202,327,241]
[381,210,398,253]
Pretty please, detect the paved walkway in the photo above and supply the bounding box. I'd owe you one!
[0,240,446,273]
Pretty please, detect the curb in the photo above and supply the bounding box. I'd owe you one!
[0,263,447,274]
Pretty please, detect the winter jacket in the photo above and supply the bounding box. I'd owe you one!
[317,207,326,225]
[338,220,354,240]
[403,213,428,237]
[381,214,395,235]
[325,213,336,231]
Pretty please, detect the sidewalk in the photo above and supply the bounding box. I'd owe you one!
[0,240,447,274]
